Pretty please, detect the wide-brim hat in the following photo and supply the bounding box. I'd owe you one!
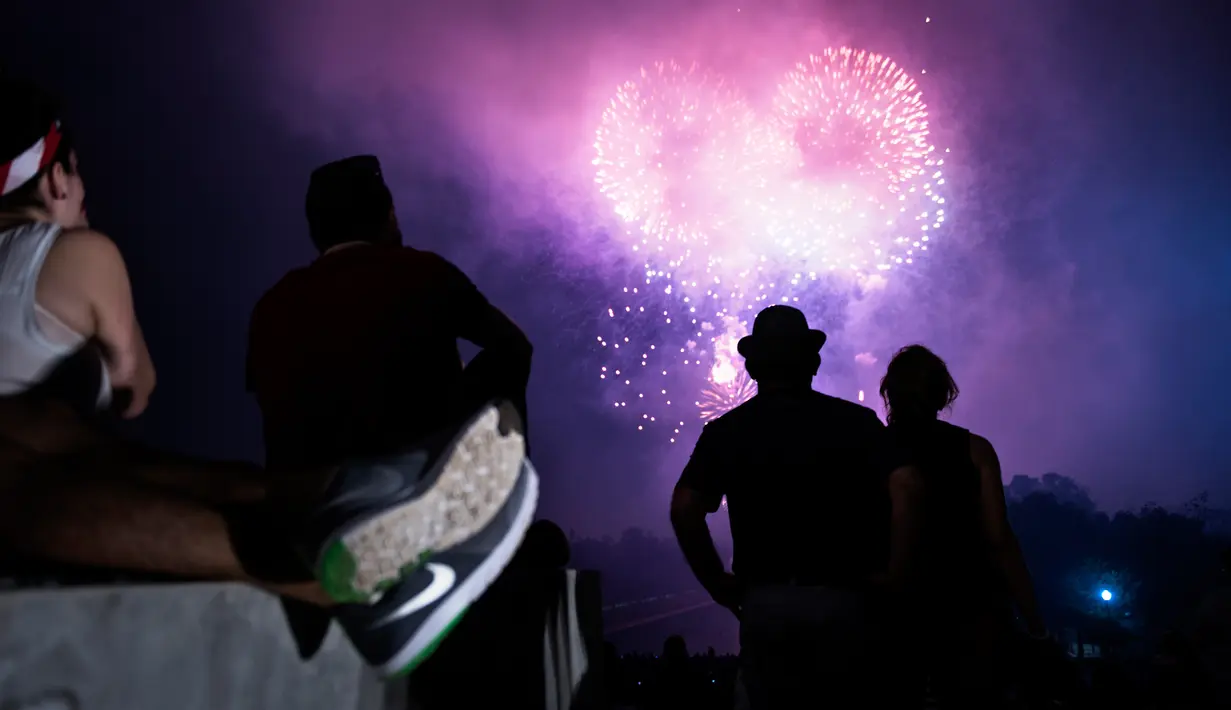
[736,305,827,360]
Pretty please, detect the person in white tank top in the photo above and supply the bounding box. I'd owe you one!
[0,76,344,605]
[0,221,112,404]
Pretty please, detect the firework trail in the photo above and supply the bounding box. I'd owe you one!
[593,48,948,439]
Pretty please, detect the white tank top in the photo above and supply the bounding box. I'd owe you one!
[0,221,111,406]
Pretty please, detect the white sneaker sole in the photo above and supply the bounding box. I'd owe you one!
[317,402,526,602]
[378,461,541,677]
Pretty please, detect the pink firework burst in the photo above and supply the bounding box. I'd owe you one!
[767,47,948,273]
[593,60,766,282]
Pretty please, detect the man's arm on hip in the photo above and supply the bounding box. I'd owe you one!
[670,424,729,593]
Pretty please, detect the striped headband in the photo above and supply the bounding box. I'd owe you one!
[0,122,63,197]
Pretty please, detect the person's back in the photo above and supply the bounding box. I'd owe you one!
[249,244,475,470]
[702,389,890,587]
[670,306,919,710]
[247,156,532,471]
[879,344,1047,706]
[887,417,997,616]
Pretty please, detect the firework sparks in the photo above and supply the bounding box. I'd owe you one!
[777,48,932,186]
[592,50,949,439]
[593,60,765,280]
[597,288,748,444]
[768,47,947,273]
[698,370,757,422]
[697,320,757,421]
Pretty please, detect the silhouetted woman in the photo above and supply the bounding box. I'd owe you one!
[880,345,1046,707]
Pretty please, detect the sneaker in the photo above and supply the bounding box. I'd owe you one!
[303,400,528,604]
[335,459,540,677]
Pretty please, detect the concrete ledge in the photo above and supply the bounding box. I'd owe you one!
[0,568,603,710]
[0,583,396,710]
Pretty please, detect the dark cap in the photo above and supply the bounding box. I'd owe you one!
[308,155,385,194]
[737,305,827,361]
[305,155,394,252]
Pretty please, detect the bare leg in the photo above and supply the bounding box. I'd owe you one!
[0,396,333,508]
[112,443,334,508]
[0,471,334,607]
[0,390,341,608]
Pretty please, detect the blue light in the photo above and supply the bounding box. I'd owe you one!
[1100,589,1112,602]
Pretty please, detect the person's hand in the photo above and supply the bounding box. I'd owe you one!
[707,572,743,620]
[107,364,153,419]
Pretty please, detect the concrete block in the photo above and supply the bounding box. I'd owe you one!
[0,584,395,710]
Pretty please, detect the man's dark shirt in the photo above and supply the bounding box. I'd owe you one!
[246,244,493,470]
[677,388,903,588]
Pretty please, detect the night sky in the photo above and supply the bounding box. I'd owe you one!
[5,0,1230,537]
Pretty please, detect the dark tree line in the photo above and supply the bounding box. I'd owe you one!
[574,474,1228,638]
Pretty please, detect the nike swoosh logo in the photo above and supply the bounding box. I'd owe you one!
[373,563,457,629]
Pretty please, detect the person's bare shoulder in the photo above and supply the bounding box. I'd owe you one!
[44,227,124,270]
[51,226,117,247]
[42,228,128,292]
[970,433,998,469]
[37,229,126,329]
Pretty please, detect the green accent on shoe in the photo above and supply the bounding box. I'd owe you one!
[390,605,471,678]
[318,541,362,604]
[320,545,436,605]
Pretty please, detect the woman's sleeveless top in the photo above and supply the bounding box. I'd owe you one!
[888,419,1004,620]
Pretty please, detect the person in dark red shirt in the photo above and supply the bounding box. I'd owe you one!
[247,169,532,468]
[246,155,538,676]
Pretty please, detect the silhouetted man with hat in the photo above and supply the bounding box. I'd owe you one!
[670,305,921,709]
